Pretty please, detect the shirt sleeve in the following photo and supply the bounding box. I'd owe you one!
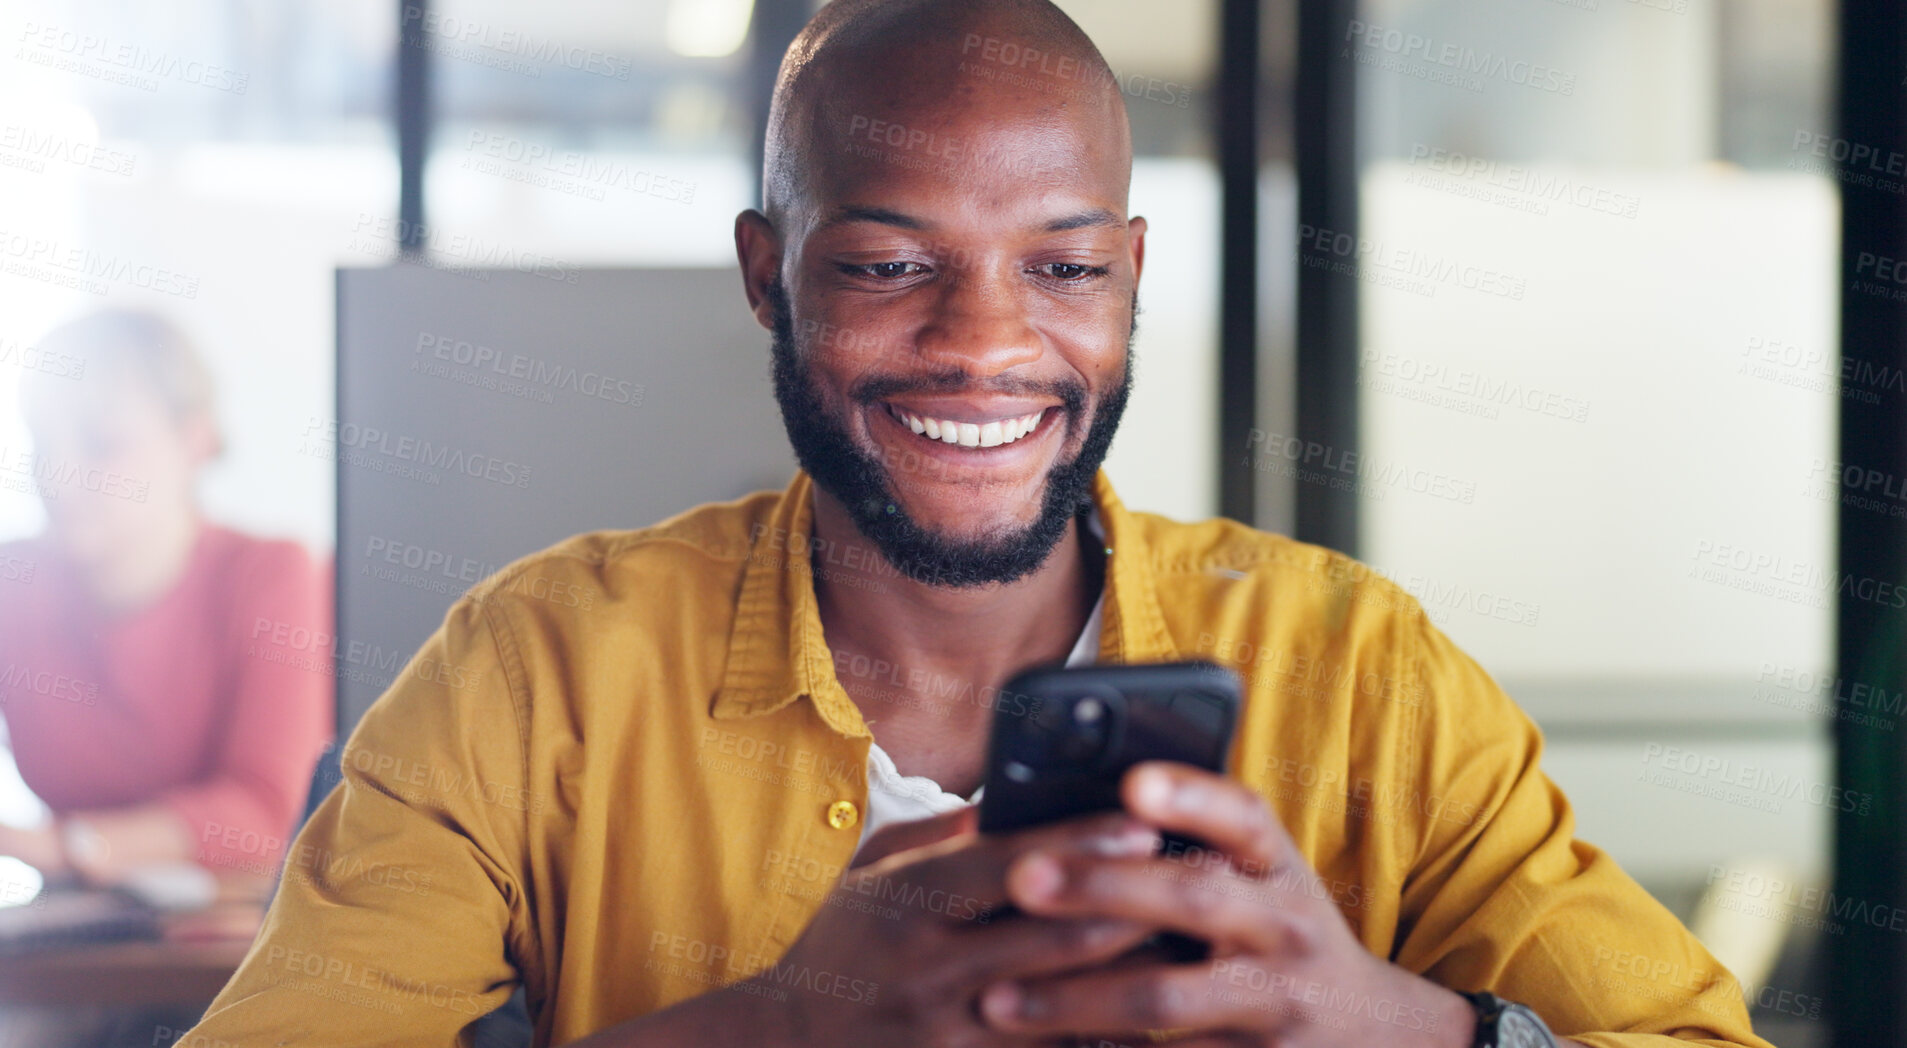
[1388,611,1777,1048]
[171,543,335,872]
[180,595,535,1047]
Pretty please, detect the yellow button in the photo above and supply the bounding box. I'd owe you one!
[827,800,859,830]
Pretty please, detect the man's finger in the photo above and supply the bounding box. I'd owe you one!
[1122,762,1295,876]
[977,960,1263,1037]
[1002,851,1311,957]
[944,913,1158,988]
[865,810,1160,911]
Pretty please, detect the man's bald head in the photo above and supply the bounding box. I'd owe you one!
[762,0,1132,235]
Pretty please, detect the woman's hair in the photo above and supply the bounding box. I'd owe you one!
[27,309,223,451]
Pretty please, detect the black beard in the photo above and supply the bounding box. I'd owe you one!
[766,280,1135,589]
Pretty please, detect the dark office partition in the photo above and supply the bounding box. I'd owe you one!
[333,266,797,732]
[1831,0,1907,1043]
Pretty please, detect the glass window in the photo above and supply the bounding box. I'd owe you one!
[1348,0,1836,1037]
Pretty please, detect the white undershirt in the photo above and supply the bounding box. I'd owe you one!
[851,508,1106,860]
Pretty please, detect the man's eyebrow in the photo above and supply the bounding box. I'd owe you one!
[815,206,1125,234]
[819,206,929,231]
[1041,207,1124,233]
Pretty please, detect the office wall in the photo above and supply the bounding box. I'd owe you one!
[334,265,798,729]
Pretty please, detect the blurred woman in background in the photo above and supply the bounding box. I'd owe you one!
[0,309,332,898]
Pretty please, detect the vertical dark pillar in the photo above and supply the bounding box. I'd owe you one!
[1831,1,1907,1045]
[746,0,814,210]
[1292,0,1359,553]
[1217,0,1262,525]
[395,0,431,254]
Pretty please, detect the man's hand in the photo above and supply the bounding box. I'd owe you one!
[749,807,1168,1048]
[970,762,1479,1047]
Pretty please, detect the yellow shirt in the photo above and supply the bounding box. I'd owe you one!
[184,469,1772,1048]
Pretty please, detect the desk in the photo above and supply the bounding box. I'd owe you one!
[0,938,249,1007]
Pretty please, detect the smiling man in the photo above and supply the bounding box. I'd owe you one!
[181,2,1773,1047]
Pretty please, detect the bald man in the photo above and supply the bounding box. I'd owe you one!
[180,2,1771,1047]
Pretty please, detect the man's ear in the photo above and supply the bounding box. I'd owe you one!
[734,209,783,332]
[1127,215,1148,289]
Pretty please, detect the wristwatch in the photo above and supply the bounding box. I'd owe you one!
[1463,990,1558,1048]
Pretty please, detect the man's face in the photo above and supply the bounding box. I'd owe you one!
[758,82,1144,588]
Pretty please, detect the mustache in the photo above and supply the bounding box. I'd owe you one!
[848,371,1088,418]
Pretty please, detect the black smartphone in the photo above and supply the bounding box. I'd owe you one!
[977,660,1243,960]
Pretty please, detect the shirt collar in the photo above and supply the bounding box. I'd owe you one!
[710,469,1179,732]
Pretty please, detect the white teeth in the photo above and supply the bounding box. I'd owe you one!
[895,407,1047,448]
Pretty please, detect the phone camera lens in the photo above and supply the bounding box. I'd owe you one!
[1074,697,1104,724]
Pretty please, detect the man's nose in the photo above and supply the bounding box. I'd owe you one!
[913,274,1042,376]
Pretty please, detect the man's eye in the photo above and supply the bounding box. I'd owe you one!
[1038,263,1110,281]
[849,261,925,279]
